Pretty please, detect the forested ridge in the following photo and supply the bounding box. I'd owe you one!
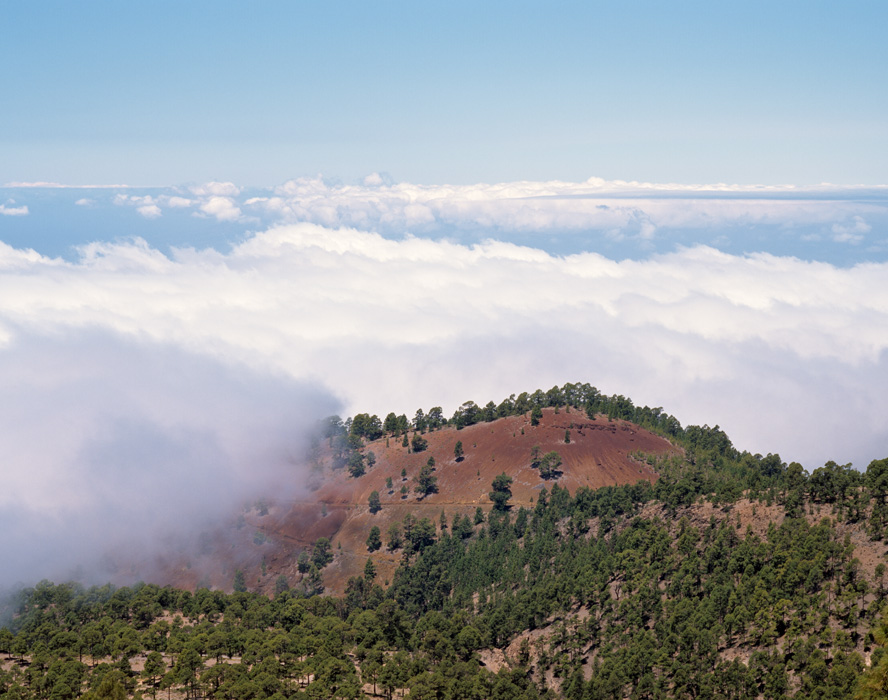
[4,382,888,699]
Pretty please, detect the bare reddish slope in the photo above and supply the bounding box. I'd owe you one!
[265,408,678,594]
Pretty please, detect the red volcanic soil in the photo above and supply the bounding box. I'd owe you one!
[137,408,678,595]
[265,408,677,594]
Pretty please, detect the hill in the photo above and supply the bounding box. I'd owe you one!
[5,382,888,700]
[267,409,677,595]
[150,407,678,596]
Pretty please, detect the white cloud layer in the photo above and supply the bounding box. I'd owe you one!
[237,177,888,245]
[90,177,888,256]
[1,222,886,478]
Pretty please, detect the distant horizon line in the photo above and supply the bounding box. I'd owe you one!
[5,177,888,194]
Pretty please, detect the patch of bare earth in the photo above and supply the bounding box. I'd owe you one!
[275,409,677,594]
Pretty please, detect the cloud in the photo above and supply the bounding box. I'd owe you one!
[137,204,162,219]
[110,187,243,222]
[10,177,887,261]
[75,198,94,207]
[114,194,163,219]
[198,196,242,222]
[362,172,394,187]
[3,181,67,188]
[190,181,241,197]
[233,177,888,251]
[3,182,131,188]
[0,330,338,588]
[0,223,886,475]
[832,215,872,243]
[0,201,28,216]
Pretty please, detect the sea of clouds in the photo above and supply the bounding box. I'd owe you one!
[1,176,887,586]
[5,176,887,262]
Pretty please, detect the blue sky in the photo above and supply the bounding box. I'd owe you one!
[3,1,887,186]
[2,1,888,583]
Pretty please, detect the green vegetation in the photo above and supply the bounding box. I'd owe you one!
[413,462,438,499]
[366,525,381,552]
[538,451,563,480]
[347,451,365,477]
[387,523,403,551]
[857,607,888,698]
[5,382,888,699]
[232,569,246,593]
[311,537,333,569]
[411,432,428,453]
[368,490,381,514]
[489,472,513,511]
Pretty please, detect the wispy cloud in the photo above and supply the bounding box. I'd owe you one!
[114,194,163,219]
[189,181,241,197]
[831,215,871,243]
[0,200,28,216]
[4,182,133,188]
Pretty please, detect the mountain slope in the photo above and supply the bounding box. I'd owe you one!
[5,383,888,700]
[265,408,678,594]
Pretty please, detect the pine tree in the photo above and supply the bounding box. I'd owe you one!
[366,526,382,552]
[368,490,381,514]
[387,523,403,550]
[414,464,438,498]
[489,473,513,511]
[233,569,247,593]
[304,565,323,596]
[363,558,377,582]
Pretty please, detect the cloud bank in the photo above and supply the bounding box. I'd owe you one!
[81,176,888,263]
[255,177,888,239]
[1,223,885,479]
[0,329,338,588]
